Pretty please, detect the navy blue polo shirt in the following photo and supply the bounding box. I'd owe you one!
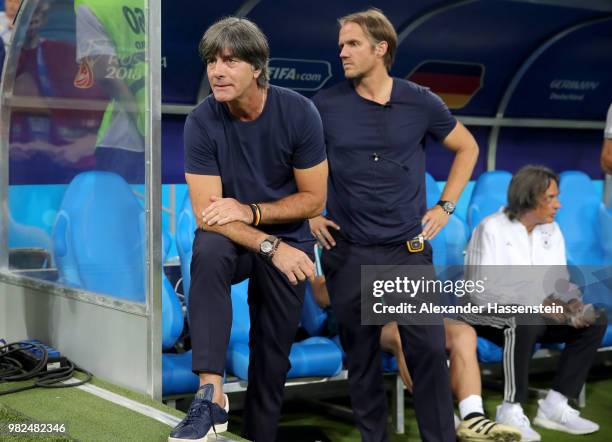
[312,78,456,245]
[184,85,326,245]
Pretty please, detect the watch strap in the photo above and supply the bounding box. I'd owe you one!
[436,200,455,215]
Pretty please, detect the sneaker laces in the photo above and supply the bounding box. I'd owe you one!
[184,399,219,437]
[508,408,531,429]
[556,403,579,424]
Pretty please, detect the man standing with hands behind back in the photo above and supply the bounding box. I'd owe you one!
[169,17,328,442]
[311,8,480,441]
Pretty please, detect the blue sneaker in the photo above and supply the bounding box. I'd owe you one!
[168,384,229,441]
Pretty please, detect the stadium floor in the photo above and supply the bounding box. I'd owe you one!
[0,371,610,441]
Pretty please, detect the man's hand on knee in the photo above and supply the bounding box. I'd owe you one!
[271,242,315,285]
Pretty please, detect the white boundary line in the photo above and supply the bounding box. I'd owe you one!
[62,378,237,441]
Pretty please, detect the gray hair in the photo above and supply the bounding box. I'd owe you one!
[199,17,269,88]
[504,165,559,221]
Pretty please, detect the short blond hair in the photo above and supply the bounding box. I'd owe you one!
[338,8,397,71]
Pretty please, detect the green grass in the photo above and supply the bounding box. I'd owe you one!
[1,371,610,441]
[0,404,73,441]
[227,375,612,441]
[0,374,246,442]
[0,380,176,441]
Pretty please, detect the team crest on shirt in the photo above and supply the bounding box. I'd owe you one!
[541,230,552,250]
[74,57,94,89]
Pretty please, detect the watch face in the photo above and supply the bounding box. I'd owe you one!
[261,241,273,253]
[444,202,455,212]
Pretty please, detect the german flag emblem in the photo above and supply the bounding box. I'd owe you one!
[406,61,484,109]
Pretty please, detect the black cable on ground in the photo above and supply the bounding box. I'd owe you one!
[0,341,93,396]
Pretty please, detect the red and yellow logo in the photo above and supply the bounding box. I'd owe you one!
[74,58,94,89]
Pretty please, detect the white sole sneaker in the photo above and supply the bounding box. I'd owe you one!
[517,433,541,442]
[168,394,229,442]
[206,393,229,436]
[533,415,598,435]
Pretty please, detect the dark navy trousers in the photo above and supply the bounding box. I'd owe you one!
[321,234,456,442]
[189,230,311,441]
[473,314,607,404]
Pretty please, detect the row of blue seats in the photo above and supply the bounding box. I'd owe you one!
[427,170,612,267]
[8,170,612,395]
[169,173,612,393]
[40,172,342,396]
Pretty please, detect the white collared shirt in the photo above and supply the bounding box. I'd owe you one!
[465,210,575,306]
[466,210,566,266]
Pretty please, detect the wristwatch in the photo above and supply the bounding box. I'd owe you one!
[259,235,280,259]
[437,200,456,215]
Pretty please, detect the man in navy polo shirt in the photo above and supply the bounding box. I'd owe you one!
[169,17,328,442]
[311,8,479,442]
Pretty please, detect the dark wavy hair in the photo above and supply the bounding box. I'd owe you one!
[199,17,269,88]
[504,165,559,221]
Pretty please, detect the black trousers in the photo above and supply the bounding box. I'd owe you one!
[189,230,311,442]
[322,235,456,442]
[473,314,608,404]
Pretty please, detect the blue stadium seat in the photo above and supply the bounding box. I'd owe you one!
[161,281,250,398]
[52,172,144,297]
[556,172,612,347]
[301,281,328,336]
[8,212,53,253]
[557,171,612,265]
[227,337,343,381]
[225,279,342,380]
[476,337,503,363]
[7,184,64,259]
[602,326,612,347]
[228,280,250,347]
[52,171,183,350]
[176,192,197,301]
[425,172,440,209]
[425,173,469,270]
[467,171,512,233]
[600,205,612,264]
[162,351,199,397]
[8,184,66,234]
[162,230,185,350]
